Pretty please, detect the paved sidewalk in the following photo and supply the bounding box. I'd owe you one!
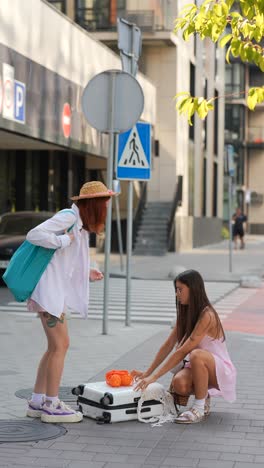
[0,279,238,325]
[95,235,264,282]
[1,235,264,467]
[1,285,264,467]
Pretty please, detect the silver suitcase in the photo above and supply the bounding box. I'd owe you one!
[72,381,164,424]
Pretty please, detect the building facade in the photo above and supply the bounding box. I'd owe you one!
[224,62,264,233]
[62,0,225,250]
[0,0,155,221]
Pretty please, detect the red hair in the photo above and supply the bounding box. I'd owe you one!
[76,197,110,234]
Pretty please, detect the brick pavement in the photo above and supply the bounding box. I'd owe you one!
[1,235,264,467]
[1,287,264,467]
[221,285,264,335]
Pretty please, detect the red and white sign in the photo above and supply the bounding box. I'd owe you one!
[62,103,71,138]
[3,63,14,120]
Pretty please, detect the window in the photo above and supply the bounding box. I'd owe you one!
[249,68,264,87]
[213,162,218,217]
[225,63,245,99]
[225,104,245,143]
[214,90,219,156]
[189,63,195,140]
[202,157,207,216]
[235,148,245,186]
[47,0,66,13]
[204,79,208,150]
[75,0,126,31]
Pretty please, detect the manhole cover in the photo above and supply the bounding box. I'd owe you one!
[15,386,76,402]
[0,420,67,443]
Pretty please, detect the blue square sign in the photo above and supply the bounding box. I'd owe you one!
[117,122,151,181]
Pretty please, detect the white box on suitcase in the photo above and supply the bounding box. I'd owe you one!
[72,381,164,423]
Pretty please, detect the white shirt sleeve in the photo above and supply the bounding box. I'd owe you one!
[26,210,77,249]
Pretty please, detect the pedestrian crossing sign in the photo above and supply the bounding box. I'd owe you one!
[117,122,151,180]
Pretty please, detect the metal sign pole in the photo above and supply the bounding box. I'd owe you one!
[81,69,144,335]
[103,72,116,335]
[228,175,233,273]
[125,25,135,327]
[126,180,133,326]
[113,139,124,272]
[114,193,124,271]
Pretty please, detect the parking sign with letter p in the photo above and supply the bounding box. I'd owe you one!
[14,80,26,123]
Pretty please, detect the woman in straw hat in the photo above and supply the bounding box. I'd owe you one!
[25,181,116,423]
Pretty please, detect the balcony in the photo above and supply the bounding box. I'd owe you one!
[247,127,264,149]
[75,1,174,33]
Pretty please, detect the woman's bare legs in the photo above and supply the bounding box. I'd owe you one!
[172,350,218,422]
[172,367,193,397]
[33,312,69,397]
[172,349,218,399]
[30,312,82,423]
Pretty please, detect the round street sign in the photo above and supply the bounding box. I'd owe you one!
[62,103,71,138]
[4,79,12,110]
[81,70,144,133]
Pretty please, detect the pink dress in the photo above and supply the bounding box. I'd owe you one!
[185,335,237,402]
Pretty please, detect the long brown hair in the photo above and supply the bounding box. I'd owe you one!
[76,197,110,234]
[174,269,225,344]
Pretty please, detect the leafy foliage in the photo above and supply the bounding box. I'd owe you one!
[174,0,264,120]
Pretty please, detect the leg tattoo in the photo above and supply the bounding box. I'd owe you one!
[43,312,65,328]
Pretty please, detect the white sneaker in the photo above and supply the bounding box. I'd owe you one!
[41,400,83,423]
[26,399,44,418]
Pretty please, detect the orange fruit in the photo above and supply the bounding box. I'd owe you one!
[108,374,122,387]
[121,373,133,386]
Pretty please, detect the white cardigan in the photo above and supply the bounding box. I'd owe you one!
[26,204,90,318]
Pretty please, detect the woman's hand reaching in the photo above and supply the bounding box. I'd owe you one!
[131,369,148,381]
[65,230,74,243]
[89,269,104,282]
[134,374,157,392]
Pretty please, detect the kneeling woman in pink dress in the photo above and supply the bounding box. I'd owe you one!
[132,269,236,424]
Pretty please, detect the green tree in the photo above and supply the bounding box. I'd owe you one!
[174,0,264,124]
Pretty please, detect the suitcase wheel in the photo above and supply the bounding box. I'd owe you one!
[96,412,111,424]
[100,392,113,406]
[78,404,83,413]
[72,385,84,396]
[96,416,106,425]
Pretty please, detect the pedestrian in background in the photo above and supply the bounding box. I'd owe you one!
[26,181,116,423]
[132,269,236,424]
[232,207,247,250]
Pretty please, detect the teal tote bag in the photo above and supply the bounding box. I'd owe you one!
[3,209,76,302]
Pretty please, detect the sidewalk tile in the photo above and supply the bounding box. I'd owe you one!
[117,446,151,455]
[92,453,128,462]
[22,449,63,458]
[67,463,105,468]
[48,442,87,451]
[82,444,119,453]
[234,464,264,468]
[106,438,142,447]
[162,457,198,467]
[144,456,166,466]
[198,461,234,468]
[0,457,38,466]
[104,464,143,468]
[220,453,254,462]
[52,451,94,462]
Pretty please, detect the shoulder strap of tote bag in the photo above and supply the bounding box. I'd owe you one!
[59,208,77,232]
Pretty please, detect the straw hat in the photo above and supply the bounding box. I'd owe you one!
[70,181,116,201]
